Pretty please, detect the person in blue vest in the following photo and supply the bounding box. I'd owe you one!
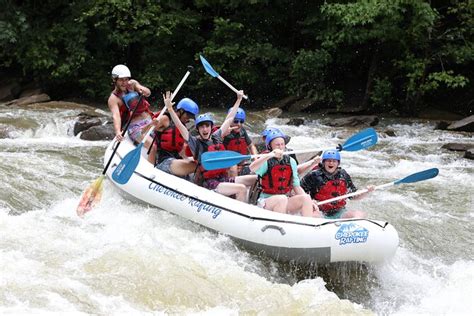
[223,108,258,176]
[148,98,200,177]
[163,90,255,201]
[249,130,316,217]
[301,150,374,219]
[107,64,152,143]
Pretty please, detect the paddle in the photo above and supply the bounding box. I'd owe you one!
[316,168,439,206]
[76,94,143,217]
[201,128,378,170]
[111,66,193,185]
[199,55,248,100]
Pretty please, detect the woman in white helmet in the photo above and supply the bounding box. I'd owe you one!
[108,64,152,142]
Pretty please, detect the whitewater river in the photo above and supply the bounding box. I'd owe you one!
[0,102,472,315]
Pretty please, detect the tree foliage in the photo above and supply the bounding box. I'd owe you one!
[0,0,472,115]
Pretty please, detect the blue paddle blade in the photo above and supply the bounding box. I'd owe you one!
[341,127,378,152]
[200,55,219,78]
[394,168,439,185]
[112,143,143,185]
[201,150,251,170]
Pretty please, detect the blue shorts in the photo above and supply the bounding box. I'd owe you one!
[155,157,173,174]
[323,208,348,219]
[203,176,235,191]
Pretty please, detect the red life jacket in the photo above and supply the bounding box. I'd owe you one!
[314,176,348,213]
[156,121,184,153]
[260,156,293,194]
[197,136,227,179]
[224,131,248,154]
[184,143,194,157]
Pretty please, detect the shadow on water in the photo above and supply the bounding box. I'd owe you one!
[238,245,379,306]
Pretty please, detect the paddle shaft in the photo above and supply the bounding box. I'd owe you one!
[217,75,248,100]
[316,182,394,206]
[316,167,438,205]
[101,94,143,175]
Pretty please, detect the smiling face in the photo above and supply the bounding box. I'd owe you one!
[270,137,286,151]
[115,77,130,92]
[179,110,194,125]
[197,122,212,140]
[230,119,244,133]
[323,159,339,174]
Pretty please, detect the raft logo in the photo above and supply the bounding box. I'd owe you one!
[335,223,369,245]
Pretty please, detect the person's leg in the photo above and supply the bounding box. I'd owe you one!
[215,182,248,201]
[227,165,238,177]
[147,142,157,165]
[263,195,288,213]
[287,194,314,217]
[235,174,257,186]
[169,159,197,177]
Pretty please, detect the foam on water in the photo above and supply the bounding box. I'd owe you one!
[0,189,369,314]
[1,106,473,314]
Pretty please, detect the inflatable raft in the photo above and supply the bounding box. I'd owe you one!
[104,137,399,264]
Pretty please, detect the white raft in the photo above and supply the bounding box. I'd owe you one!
[104,137,399,264]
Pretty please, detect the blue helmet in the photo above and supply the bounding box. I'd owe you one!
[228,108,246,122]
[261,127,281,138]
[265,130,287,149]
[195,113,214,127]
[177,98,199,117]
[322,149,341,162]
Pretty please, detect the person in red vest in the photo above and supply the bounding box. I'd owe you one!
[223,108,258,176]
[163,90,255,201]
[249,130,316,217]
[107,64,152,143]
[149,98,200,177]
[301,150,374,219]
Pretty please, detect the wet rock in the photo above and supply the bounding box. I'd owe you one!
[288,98,314,113]
[418,108,463,121]
[447,115,474,132]
[4,93,51,106]
[464,148,474,160]
[79,123,115,141]
[441,143,473,151]
[246,107,283,123]
[271,96,300,110]
[287,117,305,126]
[73,113,103,136]
[324,115,379,127]
[383,129,396,137]
[0,82,21,102]
[435,121,450,130]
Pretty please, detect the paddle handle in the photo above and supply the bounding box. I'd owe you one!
[217,75,248,100]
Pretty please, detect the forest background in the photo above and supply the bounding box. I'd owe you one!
[1,0,472,116]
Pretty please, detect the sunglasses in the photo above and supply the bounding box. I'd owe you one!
[184,111,195,119]
[233,119,244,124]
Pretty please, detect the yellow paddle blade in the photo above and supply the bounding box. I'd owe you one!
[76,175,104,217]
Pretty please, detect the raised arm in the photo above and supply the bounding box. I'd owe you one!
[129,79,151,97]
[220,90,244,133]
[163,91,189,141]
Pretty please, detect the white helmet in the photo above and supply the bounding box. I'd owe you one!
[111,64,131,79]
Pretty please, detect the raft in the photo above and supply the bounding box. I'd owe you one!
[104,136,399,264]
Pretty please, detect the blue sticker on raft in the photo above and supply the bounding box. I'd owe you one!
[335,223,369,245]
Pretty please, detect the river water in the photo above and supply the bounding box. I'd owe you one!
[0,102,472,315]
